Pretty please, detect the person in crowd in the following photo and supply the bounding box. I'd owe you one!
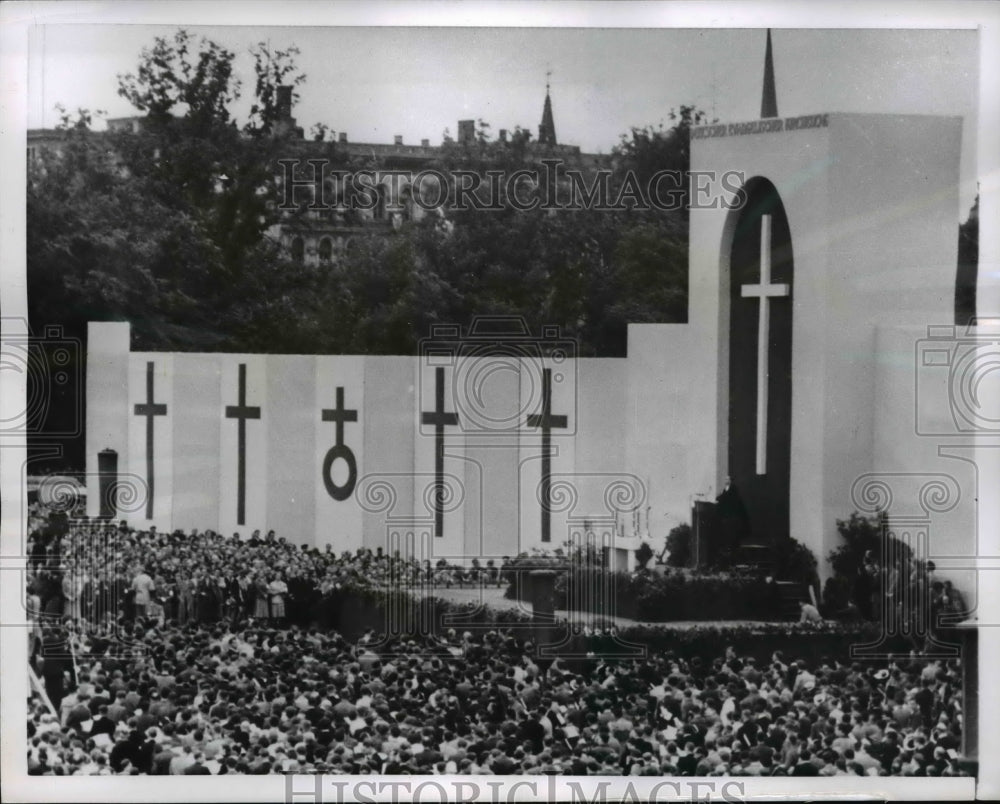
[176,574,194,626]
[799,599,823,625]
[131,566,155,620]
[62,567,82,621]
[253,573,270,621]
[267,573,288,625]
[857,550,879,621]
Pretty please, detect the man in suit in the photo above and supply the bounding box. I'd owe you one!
[107,691,129,724]
[39,628,74,711]
[183,751,212,774]
[89,704,117,738]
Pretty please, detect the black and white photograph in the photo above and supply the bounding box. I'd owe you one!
[2,2,998,801]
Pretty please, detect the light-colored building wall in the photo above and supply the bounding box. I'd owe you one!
[688,112,965,577]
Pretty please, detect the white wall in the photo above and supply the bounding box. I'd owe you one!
[86,327,644,560]
[625,324,717,542]
[871,324,980,603]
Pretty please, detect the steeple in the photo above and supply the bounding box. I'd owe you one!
[761,28,778,118]
[538,72,557,146]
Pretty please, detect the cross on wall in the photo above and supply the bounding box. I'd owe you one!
[225,363,261,526]
[133,361,167,520]
[739,214,790,476]
[526,368,568,542]
[420,367,459,539]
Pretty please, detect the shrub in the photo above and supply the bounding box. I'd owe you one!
[828,511,902,578]
[635,541,654,570]
[821,575,852,616]
[665,523,691,568]
[826,510,913,612]
[507,563,783,622]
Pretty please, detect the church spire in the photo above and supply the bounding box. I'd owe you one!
[761,28,778,118]
[538,71,557,146]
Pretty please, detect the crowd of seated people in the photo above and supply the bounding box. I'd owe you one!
[27,618,968,777]
[23,513,971,777]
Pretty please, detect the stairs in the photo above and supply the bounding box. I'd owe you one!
[733,543,774,575]
[774,580,811,621]
[732,542,814,621]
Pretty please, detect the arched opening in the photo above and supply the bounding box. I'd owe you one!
[290,236,305,264]
[725,177,794,547]
[318,237,333,264]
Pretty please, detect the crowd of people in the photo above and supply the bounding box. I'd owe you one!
[854,549,968,626]
[26,515,510,635]
[28,619,969,777]
[24,513,970,777]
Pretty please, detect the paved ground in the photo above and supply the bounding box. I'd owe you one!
[412,584,787,629]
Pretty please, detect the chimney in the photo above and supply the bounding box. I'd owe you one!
[457,119,475,145]
[394,135,403,145]
[338,132,348,144]
[276,86,293,121]
[421,138,430,147]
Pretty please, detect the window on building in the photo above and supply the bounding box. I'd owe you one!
[318,237,333,264]
[291,236,305,264]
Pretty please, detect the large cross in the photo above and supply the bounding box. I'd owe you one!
[421,367,459,538]
[526,367,568,542]
[321,386,358,501]
[225,363,261,525]
[740,214,790,475]
[323,386,357,445]
[133,361,167,520]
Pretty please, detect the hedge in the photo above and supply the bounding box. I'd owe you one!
[505,563,784,622]
[307,584,960,669]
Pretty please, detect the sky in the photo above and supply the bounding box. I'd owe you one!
[26,25,981,212]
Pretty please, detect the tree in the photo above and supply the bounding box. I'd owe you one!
[321,107,706,357]
[27,32,317,469]
[32,30,316,347]
[117,29,241,129]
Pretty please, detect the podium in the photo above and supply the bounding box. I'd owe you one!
[691,501,718,568]
[97,448,118,520]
